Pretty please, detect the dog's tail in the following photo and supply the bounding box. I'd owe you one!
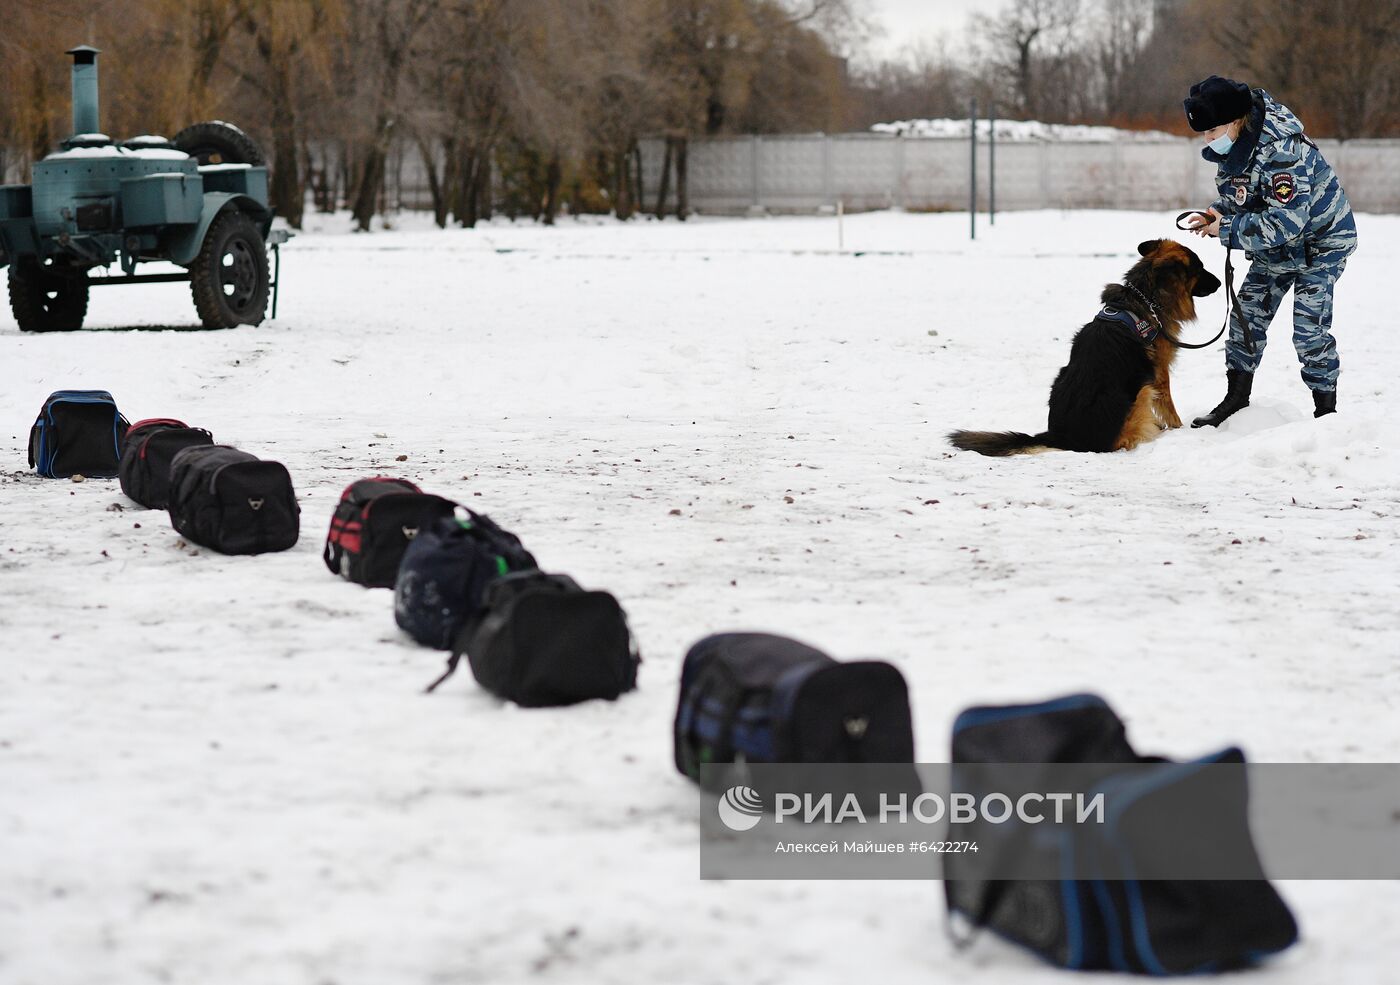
[947,429,1057,457]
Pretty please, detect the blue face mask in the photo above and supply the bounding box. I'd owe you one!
[1209,132,1235,155]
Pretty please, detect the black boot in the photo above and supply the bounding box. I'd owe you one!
[1192,370,1254,428]
[1313,389,1337,418]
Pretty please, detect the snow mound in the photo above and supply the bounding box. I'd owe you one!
[1216,399,1310,436]
[872,118,1180,142]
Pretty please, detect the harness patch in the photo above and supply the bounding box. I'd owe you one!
[1097,305,1158,344]
[1271,172,1296,204]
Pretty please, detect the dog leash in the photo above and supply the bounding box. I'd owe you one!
[1173,210,1254,352]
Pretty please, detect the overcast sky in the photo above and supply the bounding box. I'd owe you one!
[859,0,1010,61]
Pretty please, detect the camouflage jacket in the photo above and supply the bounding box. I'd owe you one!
[1206,90,1357,268]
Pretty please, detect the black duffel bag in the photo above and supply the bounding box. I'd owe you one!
[119,418,215,509]
[393,509,537,649]
[673,632,915,789]
[944,693,1299,976]
[424,571,640,706]
[167,445,300,555]
[323,477,458,588]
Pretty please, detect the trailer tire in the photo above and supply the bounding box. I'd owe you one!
[190,210,269,329]
[172,121,266,167]
[8,259,88,332]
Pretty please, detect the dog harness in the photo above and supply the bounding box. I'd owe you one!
[1096,305,1158,344]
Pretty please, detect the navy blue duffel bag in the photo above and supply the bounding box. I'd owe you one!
[29,389,129,478]
[944,694,1298,976]
[393,508,537,649]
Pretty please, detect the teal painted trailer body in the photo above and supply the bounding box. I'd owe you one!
[1,46,287,331]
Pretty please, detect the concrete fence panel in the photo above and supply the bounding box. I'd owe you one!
[638,133,1400,216]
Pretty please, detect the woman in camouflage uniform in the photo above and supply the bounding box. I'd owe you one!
[1183,75,1357,426]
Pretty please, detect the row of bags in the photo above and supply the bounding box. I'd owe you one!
[26,389,638,708]
[329,476,640,707]
[28,390,301,553]
[675,633,1298,977]
[29,390,1295,975]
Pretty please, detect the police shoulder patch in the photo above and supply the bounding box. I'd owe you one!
[1271,172,1297,204]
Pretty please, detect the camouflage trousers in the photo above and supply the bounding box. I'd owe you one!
[1227,255,1347,392]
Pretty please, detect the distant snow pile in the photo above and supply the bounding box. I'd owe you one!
[871,118,1179,141]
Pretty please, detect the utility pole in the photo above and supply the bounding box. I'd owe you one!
[969,99,977,241]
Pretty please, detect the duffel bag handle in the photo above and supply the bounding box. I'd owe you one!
[424,572,583,694]
[481,570,579,607]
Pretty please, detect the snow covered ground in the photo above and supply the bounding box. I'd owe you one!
[2,209,1398,985]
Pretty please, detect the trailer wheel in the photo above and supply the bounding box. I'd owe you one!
[190,210,269,329]
[172,121,266,167]
[8,259,89,332]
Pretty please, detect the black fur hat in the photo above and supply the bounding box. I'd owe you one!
[1183,76,1253,131]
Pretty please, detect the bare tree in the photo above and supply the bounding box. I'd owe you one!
[229,0,339,229]
[1094,0,1152,120]
[341,0,436,231]
[971,0,1083,119]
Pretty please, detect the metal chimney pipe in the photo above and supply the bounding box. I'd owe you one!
[66,45,101,136]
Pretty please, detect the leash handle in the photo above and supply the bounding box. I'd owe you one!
[1170,211,1254,353]
[1175,209,1212,232]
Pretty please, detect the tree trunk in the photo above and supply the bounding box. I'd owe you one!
[654,136,673,218]
[614,150,633,220]
[27,64,53,168]
[706,95,726,134]
[631,142,643,218]
[675,136,689,220]
[271,131,303,229]
[1016,31,1039,117]
[543,152,562,225]
[607,152,620,216]
[352,147,386,231]
[453,147,474,227]
[336,142,350,214]
[456,147,493,228]
[299,135,317,213]
[476,152,493,221]
[189,0,232,120]
[435,136,457,228]
[351,114,393,232]
[264,56,304,229]
[313,156,332,214]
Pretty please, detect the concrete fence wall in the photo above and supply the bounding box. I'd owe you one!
[638,134,1400,215]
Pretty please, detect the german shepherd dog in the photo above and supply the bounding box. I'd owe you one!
[949,239,1221,456]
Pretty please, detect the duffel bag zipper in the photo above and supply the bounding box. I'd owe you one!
[140,426,209,461]
[43,409,61,474]
[30,420,47,471]
[208,461,236,496]
[132,420,190,459]
[358,494,410,559]
[128,417,186,434]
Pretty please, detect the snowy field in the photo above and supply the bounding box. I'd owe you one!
[2,209,1398,984]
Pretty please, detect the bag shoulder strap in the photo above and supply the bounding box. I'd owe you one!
[424,648,465,694]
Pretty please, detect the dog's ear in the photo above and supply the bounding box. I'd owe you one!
[1137,239,1160,257]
